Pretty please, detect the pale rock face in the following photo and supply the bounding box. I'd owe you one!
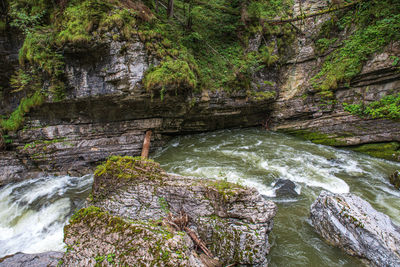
[310,191,400,267]
[65,37,152,99]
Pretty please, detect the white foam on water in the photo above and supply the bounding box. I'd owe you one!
[259,155,350,194]
[0,198,70,257]
[176,165,276,197]
[0,175,92,258]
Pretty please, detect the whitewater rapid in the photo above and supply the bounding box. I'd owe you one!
[0,174,92,257]
[1,128,399,266]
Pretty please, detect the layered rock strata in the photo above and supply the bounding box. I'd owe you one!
[270,0,400,160]
[0,36,274,185]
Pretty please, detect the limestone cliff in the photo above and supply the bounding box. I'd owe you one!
[1,0,399,184]
[270,0,400,161]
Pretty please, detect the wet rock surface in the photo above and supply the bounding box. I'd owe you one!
[62,156,277,266]
[310,191,400,267]
[273,179,298,197]
[0,252,63,267]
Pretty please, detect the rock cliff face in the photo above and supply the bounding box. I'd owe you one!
[0,29,23,115]
[61,156,277,266]
[0,34,274,185]
[1,0,400,184]
[310,191,400,267]
[269,0,400,160]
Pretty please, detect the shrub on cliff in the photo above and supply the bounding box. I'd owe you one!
[312,0,400,97]
[144,58,197,92]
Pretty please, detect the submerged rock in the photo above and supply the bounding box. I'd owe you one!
[389,170,400,190]
[310,191,400,267]
[0,252,63,267]
[61,156,277,266]
[273,179,299,197]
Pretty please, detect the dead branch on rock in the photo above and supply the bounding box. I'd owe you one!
[164,211,216,260]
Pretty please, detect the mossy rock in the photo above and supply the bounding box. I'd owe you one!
[349,142,400,162]
[389,170,400,190]
[92,155,164,201]
[62,206,198,266]
[280,129,348,146]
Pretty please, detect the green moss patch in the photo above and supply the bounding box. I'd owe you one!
[92,156,164,201]
[348,142,400,162]
[281,129,348,146]
[204,178,245,201]
[0,91,44,132]
[64,206,191,266]
[143,58,197,91]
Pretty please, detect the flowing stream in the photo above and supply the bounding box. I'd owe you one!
[1,128,399,266]
[0,174,92,257]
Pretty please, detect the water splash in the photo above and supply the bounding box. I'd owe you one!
[0,174,92,257]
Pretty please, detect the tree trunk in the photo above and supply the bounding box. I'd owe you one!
[141,130,152,158]
[167,0,174,19]
[155,0,158,12]
[186,1,192,30]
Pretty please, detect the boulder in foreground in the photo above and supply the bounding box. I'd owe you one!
[61,156,277,266]
[310,191,400,267]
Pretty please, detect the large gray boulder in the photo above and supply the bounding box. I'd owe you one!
[310,191,400,267]
[62,156,277,266]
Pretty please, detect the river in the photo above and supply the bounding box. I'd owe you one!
[1,128,399,266]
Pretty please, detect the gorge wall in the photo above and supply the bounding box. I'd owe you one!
[1,0,399,185]
[270,0,400,161]
[0,33,274,184]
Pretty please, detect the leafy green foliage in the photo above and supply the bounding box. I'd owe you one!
[312,1,400,96]
[8,0,50,32]
[315,37,337,54]
[138,0,293,92]
[0,91,44,131]
[343,93,400,120]
[9,68,37,93]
